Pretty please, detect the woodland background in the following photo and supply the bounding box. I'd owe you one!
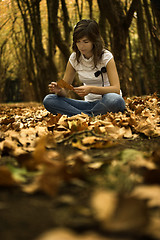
[0,0,160,103]
[0,1,160,239]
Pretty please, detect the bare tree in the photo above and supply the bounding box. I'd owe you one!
[47,0,71,64]
[16,0,58,100]
[97,0,139,96]
[143,0,160,93]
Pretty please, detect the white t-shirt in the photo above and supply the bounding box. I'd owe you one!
[69,49,113,102]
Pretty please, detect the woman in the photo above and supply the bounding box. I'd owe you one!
[43,19,125,116]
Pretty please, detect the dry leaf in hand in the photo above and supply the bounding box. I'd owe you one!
[57,79,74,90]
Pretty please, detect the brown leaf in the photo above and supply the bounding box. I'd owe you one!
[57,79,74,90]
[152,148,160,167]
[47,113,62,131]
[72,140,89,150]
[144,217,160,239]
[17,135,59,170]
[1,139,17,156]
[82,136,114,149]
[0,117,15,125]
[16,152,37,171]
[91,190,117,221]
[91,190,149,233]
[88,162,104,169]
[131,185,160,207]
[35,228,108,240]
[123,127,133,138]
[66,151,91,165]
[0,166,18,187]
[135,115,157,137]
[35,163,66,196]
[22,160,66,196]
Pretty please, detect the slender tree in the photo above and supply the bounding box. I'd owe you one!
[136,0,153,94]
[75,0,84,20]
[16,0,59,100]
[144,0,160,93]
[97,0,139,96]
[86,0,93,19]
[61,0,72,45]
[47,0,70,64]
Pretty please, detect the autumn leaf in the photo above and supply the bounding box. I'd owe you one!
[131,185,160,208]
[119,149,155,168]
[0,166,18,187]
[23,162,66,197]
[47,113,62,131]
[91,190,149,233]
[57,79,74,90]
[35,228,107,240]
[82,136,115,149]
[151,148,160,167]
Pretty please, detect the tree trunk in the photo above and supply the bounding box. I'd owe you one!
[128,33,142,96]
[75,0,83,20]
[97,0,108,46]
[86,0,93,19]
[97,0,139,96]
[143,0,160,93]
[17,0,59,100]
[137,0,152,94]
[61,0,72,44]
[16,0,41,100]
[47,0,71,64]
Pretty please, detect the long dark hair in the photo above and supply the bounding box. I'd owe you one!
[72,19,104,68]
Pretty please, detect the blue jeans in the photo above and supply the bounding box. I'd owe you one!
[43,93,125,117]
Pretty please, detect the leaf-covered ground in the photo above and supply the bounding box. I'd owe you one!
[0,94,160,240]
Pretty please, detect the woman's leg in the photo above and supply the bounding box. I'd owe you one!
[43,94,95,116]
[91,93,125,115]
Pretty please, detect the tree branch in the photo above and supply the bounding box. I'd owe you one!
[125,0,139,29]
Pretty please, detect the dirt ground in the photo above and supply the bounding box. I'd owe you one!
[0,136,160,240]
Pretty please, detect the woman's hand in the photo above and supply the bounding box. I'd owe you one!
[74,86,90,97]
[48,82,61,94]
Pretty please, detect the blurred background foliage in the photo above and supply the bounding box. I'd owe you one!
[0,0,160,102]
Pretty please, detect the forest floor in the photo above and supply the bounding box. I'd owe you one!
[0,95,160,240]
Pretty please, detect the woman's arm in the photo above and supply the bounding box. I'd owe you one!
[74,58,120,97]
[63,61,76,84]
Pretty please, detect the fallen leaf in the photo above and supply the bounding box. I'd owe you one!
[144,217,160,239]
[22,161,66,197]
[91,190,149,233]
[91,190,117,221]
[88,161,104,169]
[131,185,160,207]
[35,228,108,240]
[151,148,160,167]
[0,166,18,186]
[82,136,114,149]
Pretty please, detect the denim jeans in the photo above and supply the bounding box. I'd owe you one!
[43,93,125,117]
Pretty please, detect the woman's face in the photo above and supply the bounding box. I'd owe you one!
[76,36,93,59]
